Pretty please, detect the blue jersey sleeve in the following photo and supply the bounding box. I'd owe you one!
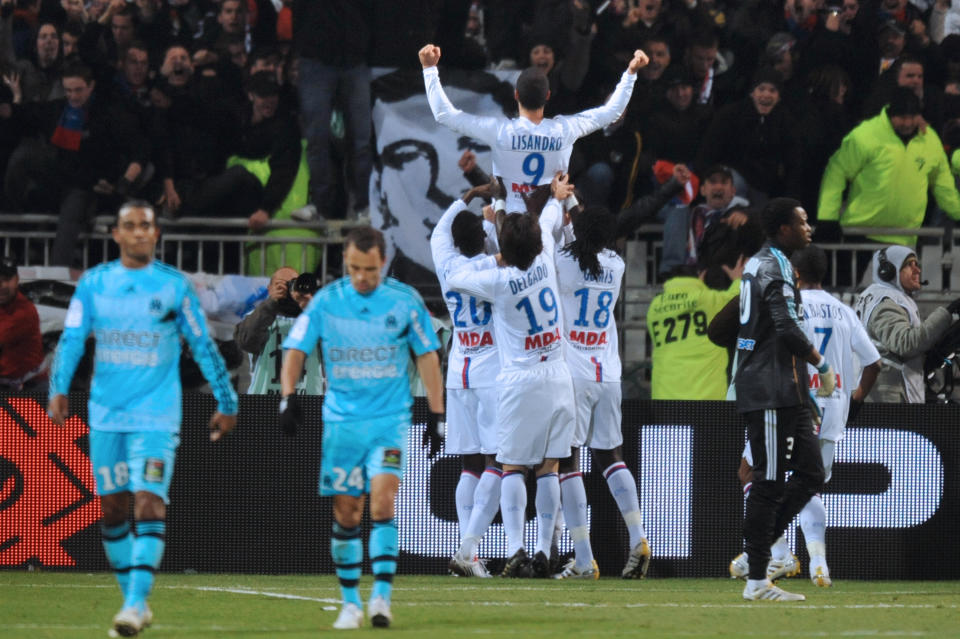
[406,290,441,357]
[49,276,94,397]
[177,279,238,415]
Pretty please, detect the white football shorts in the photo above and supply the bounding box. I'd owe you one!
[571,377,623,450]
[495,361,575,466]
[445,386,499,455]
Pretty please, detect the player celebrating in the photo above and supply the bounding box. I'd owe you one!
[279,227,444,629]
[554,204,652,579]
[446,173,577,577]
[48,201,238,637]
[431,180,503,578]
[419,43,648,213]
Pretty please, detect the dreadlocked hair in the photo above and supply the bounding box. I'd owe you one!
[561,206,617,280]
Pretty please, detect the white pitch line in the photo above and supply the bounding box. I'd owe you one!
[181,585,341,605]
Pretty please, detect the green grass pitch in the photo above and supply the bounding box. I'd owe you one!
[2,572,958,638]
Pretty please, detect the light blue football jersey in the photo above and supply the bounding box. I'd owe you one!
[50,260,238,431]
[283,277,440,422]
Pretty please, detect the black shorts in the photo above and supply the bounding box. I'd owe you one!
[742,404,822,485]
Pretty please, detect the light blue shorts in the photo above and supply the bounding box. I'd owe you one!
[319,415,409,497]
[89,430,179,503]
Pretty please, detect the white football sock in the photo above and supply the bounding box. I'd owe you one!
[800,494,826,546]
[455,470,480,543]
[560,471,594,569]
[500,472,527,556]
[604,462,646,547]
[534,473,560,556]
[458,468,501,560]
[771,535,790,561]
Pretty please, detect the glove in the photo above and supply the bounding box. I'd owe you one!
[848,397,863,422]
[278,394,303,437]
[816,360,837,397]
[421,412,445,458]
[947,298,960,318]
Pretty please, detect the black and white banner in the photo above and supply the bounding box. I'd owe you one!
[369,68,519,296]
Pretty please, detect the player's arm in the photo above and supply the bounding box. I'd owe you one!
[48,279,94,424]
[541,172,574,249]
[850,311,882,404]
[764,280,837,394]
[416,350,444,414]
[420,44,499,140]
[177,281,238,440]
[446,259,499,301]
[277,300,323,435]
[280,348,306,397]
[563,49,646,138]
[431,198,469,274]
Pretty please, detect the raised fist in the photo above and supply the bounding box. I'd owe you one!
[628,49,650,74]
[419,44,441,69]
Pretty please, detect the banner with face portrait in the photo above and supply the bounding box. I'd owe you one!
[369,67,519,304]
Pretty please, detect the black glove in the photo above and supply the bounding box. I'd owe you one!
[848,398,863,422]
[278,394,303,437]
[422,412,445,458]
[947,298,960,317]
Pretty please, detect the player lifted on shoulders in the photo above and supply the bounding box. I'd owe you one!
[553,203,651,579]
[431,179,504,578]
[446,173,577,578]
[419,43,648,213]
[279,227,444,629]
[48,200,238,637]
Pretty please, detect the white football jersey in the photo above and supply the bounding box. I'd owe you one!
[555,247,624,382]
[430,199,500,389]
[423,66,637,213]
[800,288,881,440]
[446,199,567,371]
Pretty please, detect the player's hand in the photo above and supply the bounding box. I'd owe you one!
[550,172,575,201]
[464,176,500,203]
[419,44,441,68]
[459,150,477,174]
[278,394,303,437]
[627,49,649,74]
[209,412,236,442]
[816,361,837,397]
[47,394,69,426]
[422,412,445,458]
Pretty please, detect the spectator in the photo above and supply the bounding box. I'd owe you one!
[113,40,152,125]
[197,0,246,49]
[855,245,960,402]
[294,0,372,221]
[528,1,594,117]
[175,71,300,231]
[818,87,960,246]
[697,67,801,207]
[684,28,736,106]
[797,65,853,216]
[2,61,150,268]
[863,54,945,131]
[1,17,64,102]
[61,21,81,58]
[234,265,322,395]
[762,32,804,111]
[642,64,712,166]
[0,255,47,391]
[647,225,744,400]
[680,164,752,266]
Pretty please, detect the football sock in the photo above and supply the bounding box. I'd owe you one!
[125,519,165,610]
[560,471,594,569]
[455,470,480,542]
[459,467,502,560]
[800,494,826,547]
[101,521,133,597]
[331,522,363,606]
[500,471,527,556]
[534,473,560,556]
[771,535,790,561]
[604,462,647,548]
[370,519,398,603]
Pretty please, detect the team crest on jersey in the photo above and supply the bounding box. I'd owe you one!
[382,448,402,469]
[143,458,165,483]
[149,298,163,315]
[385,314,397,328]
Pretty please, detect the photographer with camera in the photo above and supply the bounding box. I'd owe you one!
[856,246,960,403]
[235,266,324,395]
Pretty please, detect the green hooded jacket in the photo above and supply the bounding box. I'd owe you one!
[817,106,960,246]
